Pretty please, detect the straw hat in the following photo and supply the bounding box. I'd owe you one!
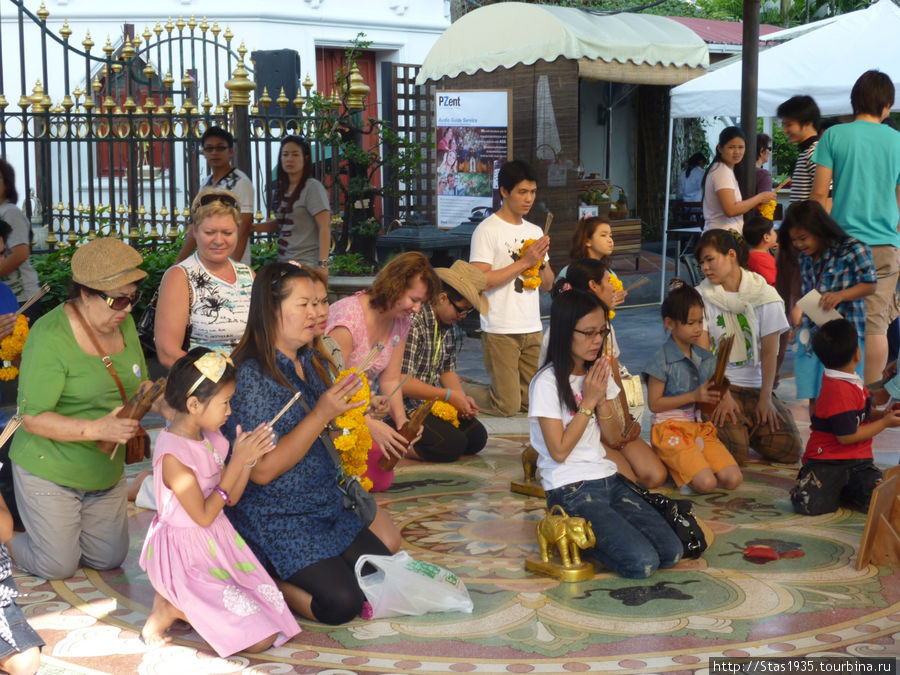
[435,260,489,316]
[71,238,147,291]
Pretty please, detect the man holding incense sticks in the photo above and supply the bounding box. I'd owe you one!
[400,261,489,463]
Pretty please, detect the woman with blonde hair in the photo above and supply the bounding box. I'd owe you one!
[155,188,254,367]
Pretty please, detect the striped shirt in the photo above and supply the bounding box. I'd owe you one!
[789,136,818,203]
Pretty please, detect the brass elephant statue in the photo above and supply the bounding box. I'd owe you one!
[536,505,596,567]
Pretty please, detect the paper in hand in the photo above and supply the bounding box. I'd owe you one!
[796,290,843,327]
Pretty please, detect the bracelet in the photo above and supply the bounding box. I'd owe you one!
[444,388,451,402]
[577,407,593,418]
[318,259,329,268]
[245,459,258,468]
[596,407,614,420]
[213,484,230,505]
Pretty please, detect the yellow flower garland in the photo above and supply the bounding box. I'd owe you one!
[0,315,28,381]
[333,368,374,491]
[519,239,542,291]
[430,400,459,427]
[608,272,623,320]
[758,199,776,221]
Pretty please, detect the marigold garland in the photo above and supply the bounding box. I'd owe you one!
[519,239,542,290]
[758,200,776,221]
[0,315,28,381]
[608,272,623,320]
[430,400,459,427]
[333,368,374,491]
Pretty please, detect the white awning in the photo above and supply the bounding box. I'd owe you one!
[415,2,708,85]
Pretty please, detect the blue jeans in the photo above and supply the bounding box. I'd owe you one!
[546,475,683,579]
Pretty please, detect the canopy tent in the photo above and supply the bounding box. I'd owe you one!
[658,0,900,300]
[415,2,708,86]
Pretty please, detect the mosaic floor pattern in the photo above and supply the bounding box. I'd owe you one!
[16,435,900,674]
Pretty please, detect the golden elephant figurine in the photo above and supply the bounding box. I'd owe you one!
[536,505,596,568]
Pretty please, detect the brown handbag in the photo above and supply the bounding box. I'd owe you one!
[69,302,156,463]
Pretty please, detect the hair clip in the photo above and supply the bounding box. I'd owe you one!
[668,278,686,291]
[730,231,745,246]
[187,351,234,396]
[559,282,573,293]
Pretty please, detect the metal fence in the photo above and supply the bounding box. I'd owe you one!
[0,0,351,250]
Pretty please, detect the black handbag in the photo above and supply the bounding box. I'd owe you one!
[617,474,708,559]
[136,289,191,355]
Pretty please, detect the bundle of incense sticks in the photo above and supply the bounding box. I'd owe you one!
[712,334,736,386]
[543,211,554,236]
[16,284,49,317]
[269,391,303,427]
[0,411,21,449]
[104,378,167,457]
[379,398,436,472]
[624,277,649,293]
[356,342,384,375]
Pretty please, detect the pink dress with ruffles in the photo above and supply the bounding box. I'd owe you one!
[139,429,300,657]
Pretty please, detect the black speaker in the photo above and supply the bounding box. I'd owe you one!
[251,49,301,117]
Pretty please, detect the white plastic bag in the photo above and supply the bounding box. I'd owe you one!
[354,551,474,618]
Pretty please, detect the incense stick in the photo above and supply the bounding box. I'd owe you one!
[356,342,384,374]
[383,373,412,402]
[16,284,49,316]
[543,211,554,236]
[269,392,302,427]
[0,412,21,449]
[624,277,649,293]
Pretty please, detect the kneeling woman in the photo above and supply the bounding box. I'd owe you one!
[529,289,682,578]
[224,263,398,624]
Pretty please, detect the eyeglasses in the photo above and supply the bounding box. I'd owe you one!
[202,144,230,152]
[97,289,142,311]
[449,298,473,318]
[198,193,238,209]
[573,327,611,340]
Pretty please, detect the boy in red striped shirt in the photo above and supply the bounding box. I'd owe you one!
[791,319,900,515]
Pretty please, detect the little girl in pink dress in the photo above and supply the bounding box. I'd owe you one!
[140,348,301,656]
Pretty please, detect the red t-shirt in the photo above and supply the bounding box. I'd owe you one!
[747,250,776,285]
[804,374,873,461]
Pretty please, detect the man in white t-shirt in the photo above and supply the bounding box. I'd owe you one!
[177,126,254,265]
[468,160,554,416]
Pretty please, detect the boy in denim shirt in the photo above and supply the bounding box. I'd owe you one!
[643,281,743,492]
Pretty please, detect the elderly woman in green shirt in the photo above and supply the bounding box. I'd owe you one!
[9,238,151,580]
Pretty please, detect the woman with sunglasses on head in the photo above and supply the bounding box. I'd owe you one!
[530,289,683,578]
[257,136,331,273]
[8,238,154,580]
[155,188,254,368]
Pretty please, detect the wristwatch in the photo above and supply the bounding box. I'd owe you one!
[577,407,593,418]
[318,259,329,269]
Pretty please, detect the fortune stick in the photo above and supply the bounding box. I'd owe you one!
[105,378,167,458]
[16,284,49,316]
[379,398,436,472]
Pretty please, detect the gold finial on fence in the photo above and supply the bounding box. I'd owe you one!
[30,81,47,113]
[103,36,114,58]
[162,96,175,114]
[259,87,272,108]
[92,76,102,94]
[111,63,123,75]
[302,73,313,96]
[143,25,152,44]
[61,94,73,111]
[143,63,156,80]
[201,93,212,114]
[221,94,232,115]
[122,37,135,61]
[187,15,197,31]
[293,88,304,110]
[276,87,289,109]
[67,229,78,245]
[19,93,33,111]
[143,97,156,113]
[165,18,174,34]
[224,26,233,43]
[181,73,193,90]
[132,33,142,51]
[214,103,223,115]
[211,21,220,37]
[0,95,9,111]
[163,71,175,91]
[103,94,115,111]
[225,61,255,107]
[154,21,163,38]
[82,31,94,51]
[182,206,191,219]
[60,19,72,40]
[237,41,247,61]
[37,1,49,22]
[124,96,136,113]
[200,17,209,33]
[176,16,186,32]
[347,62,370,111]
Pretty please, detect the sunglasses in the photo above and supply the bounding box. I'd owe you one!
[198,193,238,209]
[98,289,142,311]
[202,144,230,152]
[449,297,473,318]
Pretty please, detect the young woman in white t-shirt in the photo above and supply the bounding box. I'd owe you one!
[694,230,801,465]
[528,290,682,578]
[702,127,777,232]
